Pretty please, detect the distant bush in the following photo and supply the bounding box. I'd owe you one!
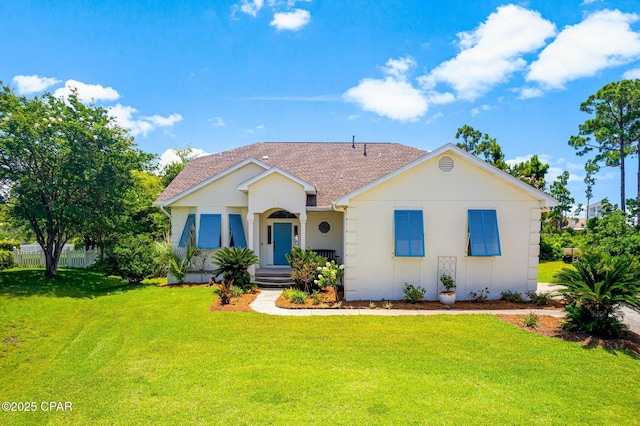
[0,240,20,251]
[101,234,156,284]
[525,291,552,306]
[403,282,426,304]
[500,290,524,303]
[0,250,14,270]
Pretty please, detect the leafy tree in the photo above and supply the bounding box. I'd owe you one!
[569,80,640,221]
[455,125,548,189]
[555,251,640,338]
[582,200,640,257]
[455,125,508,170]
[82,170,169,250]
[509,155,549,191]
[583,160,598,223]
[548,171,574,230]
[0,84,148,277]
[160,145,195,187]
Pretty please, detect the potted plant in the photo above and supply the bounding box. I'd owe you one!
[438,273,456,305]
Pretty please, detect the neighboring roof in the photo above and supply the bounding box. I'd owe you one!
[155,142,427,206]
[334,144,558,207]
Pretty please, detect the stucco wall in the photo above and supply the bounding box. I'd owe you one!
[305,211,344,262]
[343,152,543,301]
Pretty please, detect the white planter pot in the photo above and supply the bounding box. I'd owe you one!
[438,291,456,305]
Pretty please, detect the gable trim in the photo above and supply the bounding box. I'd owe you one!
[154,158,269,207]
[333,143,558,208]
[237,166,316,193]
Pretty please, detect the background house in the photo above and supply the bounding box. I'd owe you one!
[154,142,557,300]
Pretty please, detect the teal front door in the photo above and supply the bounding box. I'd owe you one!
[273,223,292,265]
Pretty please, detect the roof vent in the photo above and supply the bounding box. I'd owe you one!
[262,155,269,161]
[438,155,454,172]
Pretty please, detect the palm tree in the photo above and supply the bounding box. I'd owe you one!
[555,251,640,337]
[211,247,260,291]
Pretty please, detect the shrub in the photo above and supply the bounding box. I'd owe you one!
[468,287,490,303]
[102,234,156,284]
[383,300,393,309]
[168,246,198,283]
[315,260,344,302]
[0,240,20,251]
[500,290,524,303]
[289,289,309,305]
[403,282,427,304]
[311,291,324,305]
[230,285,244,298]
[522,312,539,328]
[525,290,552,306]
[286,247,326,293]
[555,251,640,338]
[212,247,260,291]
[0,250,14,270]
[440,274,456,291]
[281,288,295,300]
[369,301,376,309]
[216,280,234,305]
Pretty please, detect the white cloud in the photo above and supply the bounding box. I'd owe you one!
[343,57,427,122]
[54,79,120,103]
[144,113,183,127]
[420,5,556,100]
[157,148,211,170]
[108,104,182,137]
[470,104,493,116]
[209,117,225,127]
[623,68,640,79]
[270,9,311,31]
[517,87,544,99]
[425,112,444,125]
[12,75,60,94]
[528,10,640,89]
[236,0,264,17]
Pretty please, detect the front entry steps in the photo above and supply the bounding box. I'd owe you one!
[254,268,294,289]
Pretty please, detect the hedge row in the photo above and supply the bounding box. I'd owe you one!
[0,240,20,251]
[0,250,14,270]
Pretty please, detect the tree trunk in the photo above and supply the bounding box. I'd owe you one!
[43,237,64,277]
[620,141,626,212]
[637,152,640,225]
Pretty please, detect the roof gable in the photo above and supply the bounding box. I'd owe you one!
[334,144,558,207]
[237,167,316,193]
[155,142,427,206]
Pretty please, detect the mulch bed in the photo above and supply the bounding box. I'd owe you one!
[498,314,640,356]
[275,287,564,310]
[208,287,259,312]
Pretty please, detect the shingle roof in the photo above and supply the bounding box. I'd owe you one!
[155,142,428,206]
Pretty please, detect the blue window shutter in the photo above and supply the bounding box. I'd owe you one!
[178,214,195,247]
[394,210,425,257]
[468,210,501,256]
[229,214,247,248]
[198,214,221,249]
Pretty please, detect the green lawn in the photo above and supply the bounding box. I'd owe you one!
[538,260,569,283]
[1,269,638,425]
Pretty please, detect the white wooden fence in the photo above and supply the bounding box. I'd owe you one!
[12,246,98,269]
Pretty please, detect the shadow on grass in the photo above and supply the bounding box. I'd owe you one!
[0,268,144,299]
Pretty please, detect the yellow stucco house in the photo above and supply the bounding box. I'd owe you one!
[153,142,557,301]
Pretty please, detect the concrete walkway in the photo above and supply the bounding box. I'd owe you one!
[250,286,640,335]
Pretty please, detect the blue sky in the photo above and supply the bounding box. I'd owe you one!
[2,0,640,209]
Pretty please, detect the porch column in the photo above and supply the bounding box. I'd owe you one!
[299,218,306,250]
[247,214,256,278]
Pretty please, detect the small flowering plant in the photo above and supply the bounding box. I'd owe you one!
[315,260,345,302]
